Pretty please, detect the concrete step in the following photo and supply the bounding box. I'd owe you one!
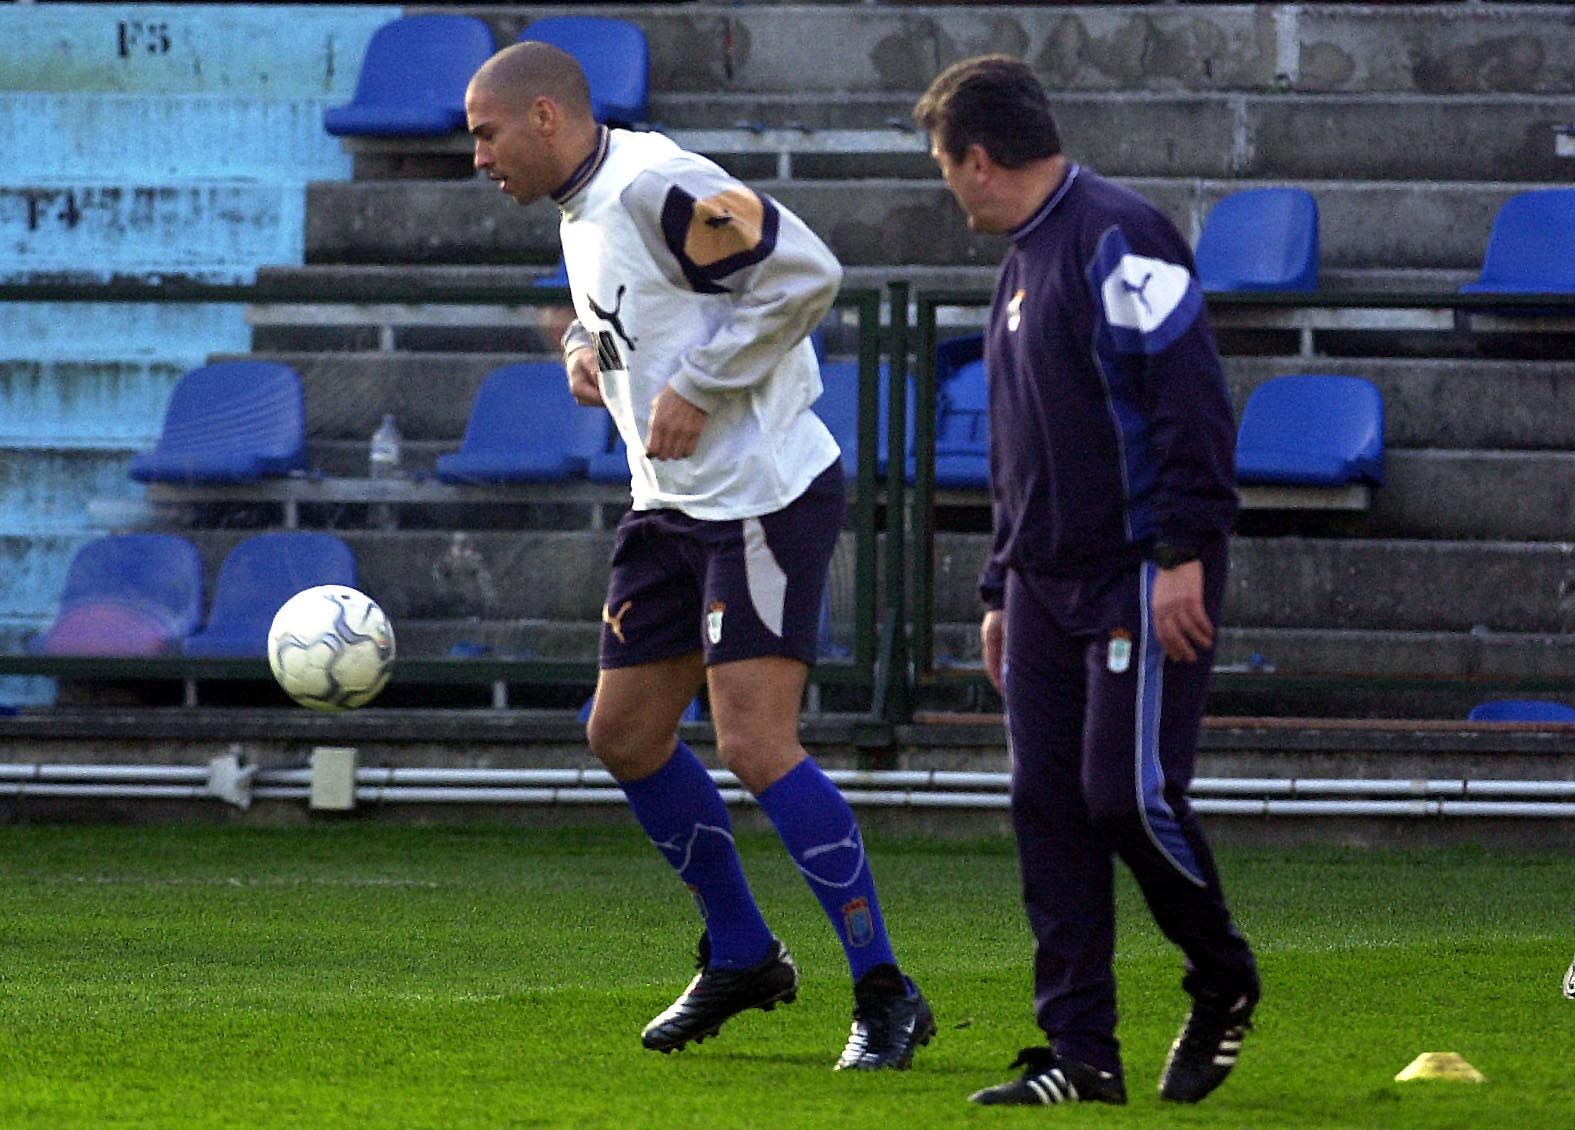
[646,95,1574,184]
[931,532,1575,635]
[303,175,1553,272]
[495,4,1575,98]
[928,621,1575,683]
[161,527,1575,637]
[1359,451,1575,542]
[1226,356,1575,451]
[364,92,1572,184]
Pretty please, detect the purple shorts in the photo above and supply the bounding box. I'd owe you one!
[599,462,844,669]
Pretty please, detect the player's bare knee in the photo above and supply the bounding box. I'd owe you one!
[716,733,807,796]
[585,712,673,780]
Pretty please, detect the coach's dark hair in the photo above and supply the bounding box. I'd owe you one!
[912,55,1061,168]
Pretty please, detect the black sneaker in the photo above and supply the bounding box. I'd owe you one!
[833,965,936,1070]
[1158,988,1256,1103]
[641,933,798,1053]
[969,1047,1127,1105]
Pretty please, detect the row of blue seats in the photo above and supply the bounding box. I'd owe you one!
[1195,184,1574,296]
[324,13,648,135]
[29,531,356,659]
[919,335,1384,493]
[126,345,1385,496]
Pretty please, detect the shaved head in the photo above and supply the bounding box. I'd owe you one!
[469,41,592,119]
[466,41,601,205]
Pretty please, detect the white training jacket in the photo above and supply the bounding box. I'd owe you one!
[557,127,841,521]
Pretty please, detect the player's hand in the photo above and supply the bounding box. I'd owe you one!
[981,608,1006,696]
[1151,559,1213,664]
[645,385,707,460]
[566,346,604,407]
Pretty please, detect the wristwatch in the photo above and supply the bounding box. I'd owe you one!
[1151,542,1200,570]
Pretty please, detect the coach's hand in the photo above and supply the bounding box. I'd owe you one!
[981,609,1006,696]
[566,346,604,407]
[1152,559,1213,664]
[646,385,708,460]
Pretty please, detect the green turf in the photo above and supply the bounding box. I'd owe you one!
[0,823,1570,1128]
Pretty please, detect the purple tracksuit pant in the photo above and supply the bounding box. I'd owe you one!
[1001,539,1258,1076]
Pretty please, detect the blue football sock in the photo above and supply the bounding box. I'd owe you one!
[618,742,774,970]
[757,758,899,983]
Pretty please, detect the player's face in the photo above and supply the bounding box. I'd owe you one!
[467,85,555,205]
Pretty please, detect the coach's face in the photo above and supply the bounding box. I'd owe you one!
[467,82,558,205]
[930,137,1002,235]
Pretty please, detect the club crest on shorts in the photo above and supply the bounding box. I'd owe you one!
[842,897,874,946]
[1107,628,1133,674]
[706,601,726,645]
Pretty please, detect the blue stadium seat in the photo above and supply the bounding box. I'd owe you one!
[28,534,204,657]
[934,359,990,489]
[532,258,570,289]
[183,532,358,658]
[932,333,989,489]
[814,359,909,480]
[324,14,496,138]
[1468,699,1575,723]
[1235,375,1384,488]
[1459,188,1575,295]
[129,361,306,485]
[435,363,608,484]
[1195,187,1319,293]
[518,16,649,126]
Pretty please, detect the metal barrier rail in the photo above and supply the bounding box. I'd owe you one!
[0,761,1571,818]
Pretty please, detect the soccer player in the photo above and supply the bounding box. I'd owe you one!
[465,42,933,1070]
[913,56,1260,1105]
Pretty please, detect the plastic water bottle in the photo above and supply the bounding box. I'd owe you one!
[370,414,402,479]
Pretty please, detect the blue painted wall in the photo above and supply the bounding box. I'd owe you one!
[0,4,403,704]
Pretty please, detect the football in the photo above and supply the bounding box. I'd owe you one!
[267,585,395,711]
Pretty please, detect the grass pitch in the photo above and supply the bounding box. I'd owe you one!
[0,822,1570,1128]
